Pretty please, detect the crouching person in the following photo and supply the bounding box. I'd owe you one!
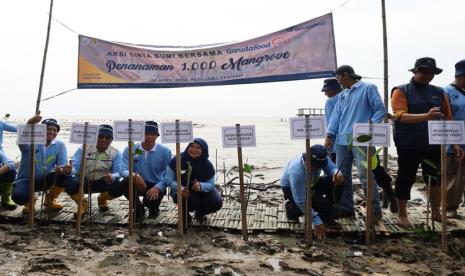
[280,145,345,238]
[12,117,71,213]
[65,125,121,217]
[0,151,17,210]
[166,138,223,222]
[114,121,171,222]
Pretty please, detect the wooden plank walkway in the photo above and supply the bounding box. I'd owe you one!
[1,192,464,235]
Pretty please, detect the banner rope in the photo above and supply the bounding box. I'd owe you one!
[41,88,76,102]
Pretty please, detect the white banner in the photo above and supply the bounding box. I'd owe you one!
[289,116,326,139]
[428,121,465,145]
[160,121,193,143]
[78,13,336,89]
[113,121,145,141]
[16,124,47,145]
[353,123,390,147]
[69,123,99,145]
[222,125,256,148]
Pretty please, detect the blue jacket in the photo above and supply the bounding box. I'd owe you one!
[16,140,68,181]
[120,143,172,193]
[444,83,465,153]
[325,94,340,152]
[165,166,215,198]
[0,121,17,153]
[327,81,385,145]
[0,151,16,172]
[280,155,338,226]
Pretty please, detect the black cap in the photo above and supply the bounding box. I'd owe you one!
[321,78,342,93]
[302,145,329,169]
[409,57,442,75]
[145,121,159,135]
[455,59,465,77]
[335,65,362,80]
[98,124,113,138]
[41,118,60,132]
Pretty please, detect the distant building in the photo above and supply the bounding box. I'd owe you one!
[296,108,325,117]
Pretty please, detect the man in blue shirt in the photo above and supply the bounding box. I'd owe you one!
[12,118,72,213]
[321,78,342,162]
[444,59,465,217]
[115,121,172,222]
[65,125,122,217]
[0,151,17,210]
[0,119,17,154]
[281,145,345,239]
[324,65,385,222]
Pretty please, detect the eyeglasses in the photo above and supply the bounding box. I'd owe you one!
[98,135,112,140]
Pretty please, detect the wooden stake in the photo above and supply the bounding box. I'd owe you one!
[304,115,313,245]
[236,124,248,241]
[440,144,447,252]
[28,128,36,227]
[381,0,389,170]
[128,119,134,235]
[76,123,88,234]
[366,145,374,245]
[175,120,184,237]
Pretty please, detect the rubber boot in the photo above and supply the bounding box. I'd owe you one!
[1,182,17,210]
[22,197,37,214]
[430,186,442,222]
[44,186,65,210]
[97,192,113,212]
[70,193,88,218]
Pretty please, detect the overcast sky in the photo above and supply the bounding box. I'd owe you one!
[1,0,464,120]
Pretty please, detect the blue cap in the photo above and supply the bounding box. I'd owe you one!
[145,121,159,135]
[455,59,465,77]
[302,145,328,169]
[41,118,60,132]
[321,78,342,93]
[98,124,113,138]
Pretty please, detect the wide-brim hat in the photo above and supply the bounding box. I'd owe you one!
[335,65,362,80]
[321,78,342,93]
[409,57,442,75]
[455,59,465,77]
[41,118,60,132]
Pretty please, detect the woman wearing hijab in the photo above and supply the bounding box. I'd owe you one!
[165,138,223,221]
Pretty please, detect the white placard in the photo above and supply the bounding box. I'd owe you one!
[289,116,326,140]
[113,121,145,141]
[222,125,256,148]
[428,121,465,145]
[353,123,390,147]
[160,121,193,143]
[16,124,47,145]
[69,123,99,144]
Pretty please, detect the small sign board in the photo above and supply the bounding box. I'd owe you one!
[69,123,99,144]
[113,121,145,141]
[289,116,326,139]
[160,121,193,143]
[428,121,465,145]
[353,123,390,147]
[222,125,256,148]
[16,124,47,145]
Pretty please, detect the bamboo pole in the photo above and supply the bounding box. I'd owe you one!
[175,120,184,237]
[76,123,88,234]
[304,115,313,245]
[28,127,36,227]
[236,124,248,241]
[440,144,447,252]
[366,121,374,245]
[128,119,134,235]
[381,0,389,170]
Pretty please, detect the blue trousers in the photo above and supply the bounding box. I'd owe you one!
[12,172,67,205]
[113,177,166,212]
[0,170,16,184]
[172,189,223,217]
[336,145,381,215]
[65,175,120,196]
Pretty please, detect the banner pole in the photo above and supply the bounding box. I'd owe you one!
[76,122,88,235]
[236,124,248,241]
[175,120,184,237]
[128,119,134,235]
[304,115,313,245]
[440,144,448,252]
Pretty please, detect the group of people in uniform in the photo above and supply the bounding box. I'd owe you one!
[0,118,223,222]
[281,57,465,238]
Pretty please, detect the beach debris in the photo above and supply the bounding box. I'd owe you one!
[116,234,124,241]
[352,251,363,257]
[157,231,163,237]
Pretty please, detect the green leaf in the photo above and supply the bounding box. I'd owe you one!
[243,163,252,174]
[355,134,372,143]
[360,160,368,170]
[374,147,383,156]
[134,148,144,156]
[96,153,105,161]
[355,146,367,159]
[422,159,438,170]
[4,113,10,119]
[44,156,56,165]
[371,155,378,169]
